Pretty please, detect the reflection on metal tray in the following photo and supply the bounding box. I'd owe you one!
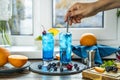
[0,61,31,74]
[30,61,87,75]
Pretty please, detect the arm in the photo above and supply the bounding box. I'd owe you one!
[65,0,120,25]
[94,0,120,12]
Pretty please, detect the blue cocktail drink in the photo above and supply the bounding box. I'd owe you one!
[42,33,54,61]
[59,32,72,64]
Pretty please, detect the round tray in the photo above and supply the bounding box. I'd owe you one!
[30,61,87,75]
[0,61,31,74]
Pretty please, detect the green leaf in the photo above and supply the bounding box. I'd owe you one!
[117,10,120,17]
[100,60,116,68]
[35,35,42,41]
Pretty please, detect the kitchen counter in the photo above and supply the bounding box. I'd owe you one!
[0,60,88,80]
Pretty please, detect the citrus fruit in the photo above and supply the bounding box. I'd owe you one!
[48,28,59,36]
[56,53,74,60]
[80,33,97,46]
[8,55,28,68]
[0,47,10,67]
[94,67,105,73]
[35,35,42,41]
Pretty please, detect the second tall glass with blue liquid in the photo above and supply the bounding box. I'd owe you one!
[59,32,72,64]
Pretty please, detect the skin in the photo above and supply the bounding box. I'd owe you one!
[65,0,120,25]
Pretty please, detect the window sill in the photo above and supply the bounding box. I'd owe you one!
[8,46,59,59]
[7,46,116,59]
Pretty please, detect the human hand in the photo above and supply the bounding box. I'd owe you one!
[65,2,99,25]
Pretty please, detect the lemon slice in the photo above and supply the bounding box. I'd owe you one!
[48,28,59,36]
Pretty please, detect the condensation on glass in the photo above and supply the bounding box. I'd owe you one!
[9,0,33,35]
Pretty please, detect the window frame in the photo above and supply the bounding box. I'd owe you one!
[12,0,118,46]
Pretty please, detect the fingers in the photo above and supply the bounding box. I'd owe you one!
[64,3,84,25]
[68,16,82,26]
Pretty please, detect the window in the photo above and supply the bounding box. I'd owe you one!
[52,0,103,28]
[40,0,117,41]
[10,0,40,46]
[9,0,33,35]
[11,0,118,46]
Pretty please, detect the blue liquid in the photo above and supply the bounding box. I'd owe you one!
[42,33,54,61]
[59,32,72,64]
[43,50,54,61]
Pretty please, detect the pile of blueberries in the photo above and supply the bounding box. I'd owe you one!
[105,66,118,73]
[38,62,80,72]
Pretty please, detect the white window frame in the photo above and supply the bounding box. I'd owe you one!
[40,0,117,42]
[11,0,40,46]
[10,0,120,59]
[13,0,120,45]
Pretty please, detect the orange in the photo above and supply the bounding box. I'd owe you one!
[56,53,74,60]
[94,67,105,73]
[8,55,28,68]
[0,47,10,67]
[80,33,97,46]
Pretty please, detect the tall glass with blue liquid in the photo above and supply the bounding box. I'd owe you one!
[59,32,72,64]
[42,33,54,66]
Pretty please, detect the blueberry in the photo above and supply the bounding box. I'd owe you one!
[60,67,63,72]
[48,63,52,67]
[54,67,58,71]
[105,66,113,72]
[47,66,51,70]
[38,65,42,69]
[112,66,118,73]
[74,64,78,69]
[52,63,56,67]
[105,66,111,72]
[76,67,80,71]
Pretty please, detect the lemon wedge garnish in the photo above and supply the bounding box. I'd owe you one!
[48,28,59,36]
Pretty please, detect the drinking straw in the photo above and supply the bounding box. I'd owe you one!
[66,17,70,33]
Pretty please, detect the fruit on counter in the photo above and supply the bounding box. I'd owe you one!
[35,35,42,41]
[8,55,28,68]
[105,66,118,73]
[60,67,64,72]
[56,53,74,60]
[100,60,117,68]
[38,64,42,69]
[0,47,10,67]
[48,28,59,36]
[74,63,78,69]
[66,64,73,70]
[94,67,105,73]
[54,67,58,71]
[80,33,97,46]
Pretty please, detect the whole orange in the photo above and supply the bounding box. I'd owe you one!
[8,55,28,68]
[0,47,10,67]
[80,33,97,46]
